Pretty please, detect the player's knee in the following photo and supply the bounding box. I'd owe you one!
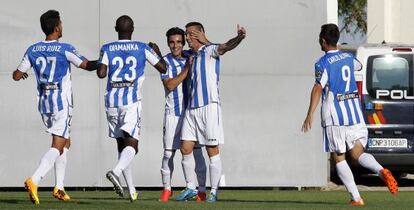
[55,147,64,155]
[132,146,138,154]
[333,152,346,163]
[180,147,193,155]
[206,146,219,157]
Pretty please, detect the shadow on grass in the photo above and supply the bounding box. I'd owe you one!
[0,199,21,204]
[222,199,338,205]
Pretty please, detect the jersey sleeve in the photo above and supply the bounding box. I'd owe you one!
[144,45,161,66]
[65,44,86,67]
[16,50,32,73]
[160,57,170,80]
[315,60,328,88]
[98,46,109,66]
[205,44,220,58]
[353,57,362,71]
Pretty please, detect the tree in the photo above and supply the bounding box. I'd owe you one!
[338,0,367,34]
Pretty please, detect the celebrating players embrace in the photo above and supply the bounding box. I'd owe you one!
[13,10,246,205]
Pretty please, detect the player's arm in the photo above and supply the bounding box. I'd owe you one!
[217,24,246,55]
[97,48,108,79]
[148,42,167,74]
[162,56,193,91]
[301,83,322,132]
[97,64,107,79]
[66,45,98,71]
[12,52,30,81]
[79,60,98,71]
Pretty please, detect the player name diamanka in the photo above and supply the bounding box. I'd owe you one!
[109,43,139,52]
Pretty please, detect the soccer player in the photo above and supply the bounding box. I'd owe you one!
[97,15,167,202]
[302,23,398,206]
[177,22,246,202]
[12,10,98,205]
[159,27,208,202]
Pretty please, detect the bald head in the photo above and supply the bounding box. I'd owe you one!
[115,15,134,34]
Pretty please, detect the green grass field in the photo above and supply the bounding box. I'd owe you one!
[0,190,412,210]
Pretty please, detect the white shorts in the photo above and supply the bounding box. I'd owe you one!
[106,102,141,141]
[323,123,368,153]
[181,102,224,146]
[41,105,73,139]
[163,111,184,150]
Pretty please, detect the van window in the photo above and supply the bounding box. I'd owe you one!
[366,54,413,99]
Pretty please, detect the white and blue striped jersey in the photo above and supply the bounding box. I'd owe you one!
[315,50,364,126]
[17,40,86,114]
[99,40,160,108]
[160,53,189,116]
[188,44,221,108]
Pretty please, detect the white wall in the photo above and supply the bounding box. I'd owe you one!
[0,0,329,187]
[368,0,414,44]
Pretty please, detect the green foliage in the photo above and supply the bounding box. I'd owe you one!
[338,0,367,34]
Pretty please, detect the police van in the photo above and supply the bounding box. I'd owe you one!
[352,43,414,176]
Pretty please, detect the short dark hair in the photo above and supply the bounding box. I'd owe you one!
[40,10,61,36]
[185,22,204,32]
[115,15,134,33]
[166,27,185,46]
[319,23,339,46]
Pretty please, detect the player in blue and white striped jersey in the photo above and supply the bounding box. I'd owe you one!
[12,10,98,204]
[97,15,167,202]
[179,22,246,202]
[159,27,207,202]
[315,49,364,127]
[302,24,398,206]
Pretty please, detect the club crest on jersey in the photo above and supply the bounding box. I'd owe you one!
[315,70,322,80]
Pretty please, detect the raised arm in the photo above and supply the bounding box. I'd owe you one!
[301,83,322,132]
[148,42,167,74]
[162,56,193,91]
[217,24,246,55]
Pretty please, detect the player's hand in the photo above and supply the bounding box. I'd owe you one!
[183,56,194,72]
[22,73,29,80]
[148,42,162,56]
[190,30,209,45]
[187,55,194,66]
[237,24,246,39]
[301,115,313,133]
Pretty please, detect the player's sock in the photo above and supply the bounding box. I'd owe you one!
[113,146,135,177]
[358,153,383,174]
[161,150,175,190]
[32,148,60,185]
[194,148,207,192]
[336,160,361,201]
[54,148,68,190]
[209,154,222,195]
[181,153,196,190]
[122,163,136,195]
